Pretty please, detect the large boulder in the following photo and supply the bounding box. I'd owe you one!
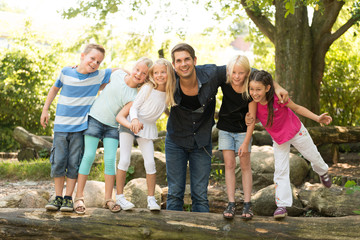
[252,130,272,146]
[298,182,360,217]
[161,185,244,213]
[236,145,310,191]
[123,178,162,208]
[0,190,49,208]
[67,180,113,207]
[251,184,304,216]
[75,180,113,207]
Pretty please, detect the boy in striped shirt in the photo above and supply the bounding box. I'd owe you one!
[40,43,112,212]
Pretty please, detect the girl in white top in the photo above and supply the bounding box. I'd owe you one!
[116,58,176,211]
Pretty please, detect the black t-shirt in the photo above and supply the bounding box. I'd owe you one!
[217,83,252,133]
[179,87,201,111]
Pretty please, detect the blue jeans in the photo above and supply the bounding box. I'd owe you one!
[50,131,84,179]
[165,136,212,212]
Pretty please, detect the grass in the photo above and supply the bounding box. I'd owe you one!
[0,158,106,182]
[0,159,51,181]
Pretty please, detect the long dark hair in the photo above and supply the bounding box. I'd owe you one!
[249,70,275,128]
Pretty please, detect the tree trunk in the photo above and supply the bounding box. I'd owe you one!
[12,126,52,152]
[308,126,360,145]
[240,1,356,127]
[0,208,359,240]
[275,2,316,126]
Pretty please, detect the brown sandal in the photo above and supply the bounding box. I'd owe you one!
[104,199,121,213]
[74,197,86,215]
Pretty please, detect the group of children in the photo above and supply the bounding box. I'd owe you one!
[41,43,332,220]
[41,44,176,214]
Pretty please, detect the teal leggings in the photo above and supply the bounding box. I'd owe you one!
[79,135,118,175]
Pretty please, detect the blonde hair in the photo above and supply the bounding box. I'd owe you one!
[226,55,251,99]
[133,57,153,88]
[147,58,176,107]
[136,57,153,69]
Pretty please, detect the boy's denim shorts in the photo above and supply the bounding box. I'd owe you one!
[83,116,119,140]
[50,131,84,179]
[218,130,252,152]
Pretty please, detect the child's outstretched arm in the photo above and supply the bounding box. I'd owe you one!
[238,101,257,157]
[40,86,60,128]
[287,100,332,125]
[273,81,289,104]
[99,68,128,90]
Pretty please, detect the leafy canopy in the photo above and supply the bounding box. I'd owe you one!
[0,22,71,151]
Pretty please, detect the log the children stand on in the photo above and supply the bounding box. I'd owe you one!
[1,208,360,240]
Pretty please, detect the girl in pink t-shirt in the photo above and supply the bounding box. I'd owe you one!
[248,70,332,219]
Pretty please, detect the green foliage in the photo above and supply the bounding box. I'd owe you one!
[0,22,74,151]
[0,158,108,182]
[247,30,275,74]
[0,22,73,151]
[321,20,360,126]
[62,0,150,22]
[210,156,225,183]
[156,113,168,133]
[344,180,360,214]
[0,159,51,181]
[38,148,51,158]
[126,166,135,184]
[344,180,360,194]
[183,203,192,212]
[88,161,105,182]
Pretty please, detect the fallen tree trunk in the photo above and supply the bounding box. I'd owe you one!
[13,127,52,160]
[308,126,360,145]
[0,208,359,240]
[13,127,52,152]
[252,125,360,145]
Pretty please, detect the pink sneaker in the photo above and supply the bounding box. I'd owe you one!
[320,172,332,188]
[273,207,287,219]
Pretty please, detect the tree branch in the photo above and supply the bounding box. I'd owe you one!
[329,16,360,44]
[240,0,275,43]
[311,0,344,45]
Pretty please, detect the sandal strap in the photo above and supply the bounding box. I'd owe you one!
[104,199,115,207]
[242,202,253,216]
[74,197,84,203]
[223,202,236,217]
[105,199,115,204]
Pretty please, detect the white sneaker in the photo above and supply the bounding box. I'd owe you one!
[116,195,135,210]
[147,197,161,211]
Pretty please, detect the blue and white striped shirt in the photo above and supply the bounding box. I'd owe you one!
[53,67,112,132]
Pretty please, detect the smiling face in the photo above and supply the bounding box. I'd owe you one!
[249,80,270,105]
[152,64,168,91]
[231,64,248,87]
[78,49,104,74]
[130,61,149,86]
[172,50,197,79]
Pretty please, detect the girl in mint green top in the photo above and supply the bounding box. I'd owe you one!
[73,57,153,214]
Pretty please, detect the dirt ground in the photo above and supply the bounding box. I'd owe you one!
[328,152,360,178]
[0,152,359,201]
